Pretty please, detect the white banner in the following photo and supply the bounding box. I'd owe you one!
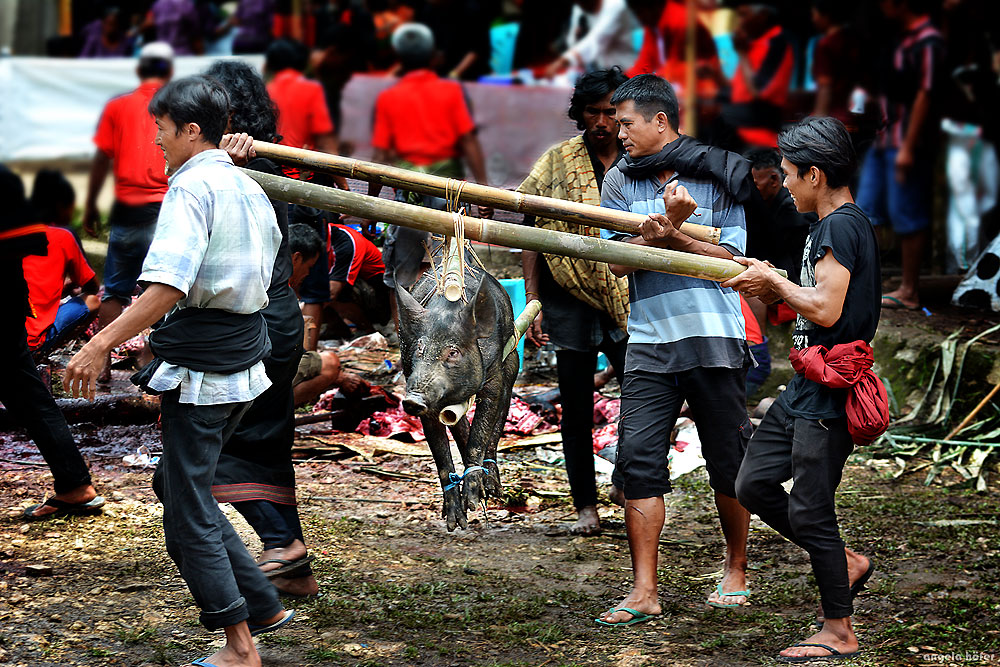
[0,55,264,162]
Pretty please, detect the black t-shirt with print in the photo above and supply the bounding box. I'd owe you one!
[778,203,881,419]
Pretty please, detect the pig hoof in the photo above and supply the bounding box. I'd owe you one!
[443,489,468,531]
[462,473,488,511]
[484,463,502,498]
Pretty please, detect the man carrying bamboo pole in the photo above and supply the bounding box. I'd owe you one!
[726,117,878,663]
[518,67,631,536]
[361,23,492,314]
[595,74,754,626]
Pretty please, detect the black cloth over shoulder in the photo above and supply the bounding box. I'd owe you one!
[615,135,770,256]
[131,308,272,393]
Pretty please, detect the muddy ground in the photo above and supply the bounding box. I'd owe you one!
[2,400,1000,667]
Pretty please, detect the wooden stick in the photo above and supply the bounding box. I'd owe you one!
[251,140,722,245]
[944,381,1000,441]
[243,169,785,282]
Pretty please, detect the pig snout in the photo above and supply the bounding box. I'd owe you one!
[402,393,429,416]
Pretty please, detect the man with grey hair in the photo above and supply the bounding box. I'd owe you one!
[362,23,491,320]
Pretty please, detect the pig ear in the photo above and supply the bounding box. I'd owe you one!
[395,284,426,339]
[470,278,497,340]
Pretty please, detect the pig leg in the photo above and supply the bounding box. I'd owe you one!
[463,354,519,509]
[422,416,467,531]
[484,353,520,497]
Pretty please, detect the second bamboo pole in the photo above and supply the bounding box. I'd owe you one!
[243,169,784,283]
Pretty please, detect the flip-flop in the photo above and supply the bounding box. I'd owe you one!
[23,496,105,521]
[706,582,750,609]
[881,295,919,310]
[776,642,860,663]
[188,658,221,667]
[248,609,295,637]
[259,554,315,578]
[594,606,657,627]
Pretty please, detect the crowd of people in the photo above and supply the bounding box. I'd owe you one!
[0,0,996,665]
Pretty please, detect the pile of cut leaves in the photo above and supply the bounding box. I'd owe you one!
[876,323,1000,490]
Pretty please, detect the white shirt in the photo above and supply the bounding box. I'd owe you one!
[138,149,282,405]
[564,0,640,71]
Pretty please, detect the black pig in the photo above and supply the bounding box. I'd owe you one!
[396,257,518,531]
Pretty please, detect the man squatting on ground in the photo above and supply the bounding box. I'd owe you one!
[65,76,293,667]
[596,74,754,625]
[725,117,878,662]
[518,67,631,536]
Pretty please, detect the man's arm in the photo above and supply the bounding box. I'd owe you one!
[521,247,549,346]
[82,151,111,238]
[895,89,931,183]
[722,251,850,328]
[315,133,351,190]
[64,283,184,399]
[457,132,492,218]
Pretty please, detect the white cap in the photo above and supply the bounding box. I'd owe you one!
[139,41,174,61]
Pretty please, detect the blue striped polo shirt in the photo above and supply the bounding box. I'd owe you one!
[600,164,749,373]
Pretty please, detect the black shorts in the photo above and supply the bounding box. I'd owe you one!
[617,365,752,500]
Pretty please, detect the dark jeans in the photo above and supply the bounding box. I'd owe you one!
[735,400,855,619]
[556,336,627,510]
[0,326,91,493]
[152,391,282,631]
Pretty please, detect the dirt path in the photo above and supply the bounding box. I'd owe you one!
[2,428,1000,667]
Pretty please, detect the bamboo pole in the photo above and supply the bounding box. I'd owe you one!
[251,141,721,245]
[243,170,785,283]
[943,381,1000,441]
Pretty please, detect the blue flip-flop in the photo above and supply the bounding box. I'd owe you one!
[594,607,657,627]
[248,609,295,637]
[707,583,750,609]
[188,658,220,667]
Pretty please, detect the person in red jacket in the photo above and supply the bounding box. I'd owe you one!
[724,117,879,663]
[25,170,100,358]
[83,42,173,383]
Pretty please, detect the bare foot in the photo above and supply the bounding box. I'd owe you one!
[596,587,661,625]
[779,621,858,659]
[257,539,308,575]
[706,564,749,607]
[183,643,260,667]
[24,484,99,519]
[272,574,319,597]
[881,289,919,309]
[570,506,601,536]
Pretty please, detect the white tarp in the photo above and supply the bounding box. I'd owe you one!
[0,58,578,188]
[0,55,264,162]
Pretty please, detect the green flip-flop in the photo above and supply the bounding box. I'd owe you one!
[594,607,657,627]
[706,583,750,609]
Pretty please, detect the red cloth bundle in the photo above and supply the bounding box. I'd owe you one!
[788,340,889,446]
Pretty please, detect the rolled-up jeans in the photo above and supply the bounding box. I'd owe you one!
[152,390,282,630]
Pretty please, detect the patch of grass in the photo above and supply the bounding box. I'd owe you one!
[86,647,114,657]
[485,620,567,645]
[115,625,156,645]
[307,646,345,662]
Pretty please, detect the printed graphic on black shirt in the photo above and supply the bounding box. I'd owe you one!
[791,233,816,351]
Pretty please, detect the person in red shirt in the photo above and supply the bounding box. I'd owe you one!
[325,222,391,335]
[82,41,173,383]
[364,23,491,324]
[626,0,722,98]
[717,3,794,150]
[25,171,100,358]
[266,38,350,350]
